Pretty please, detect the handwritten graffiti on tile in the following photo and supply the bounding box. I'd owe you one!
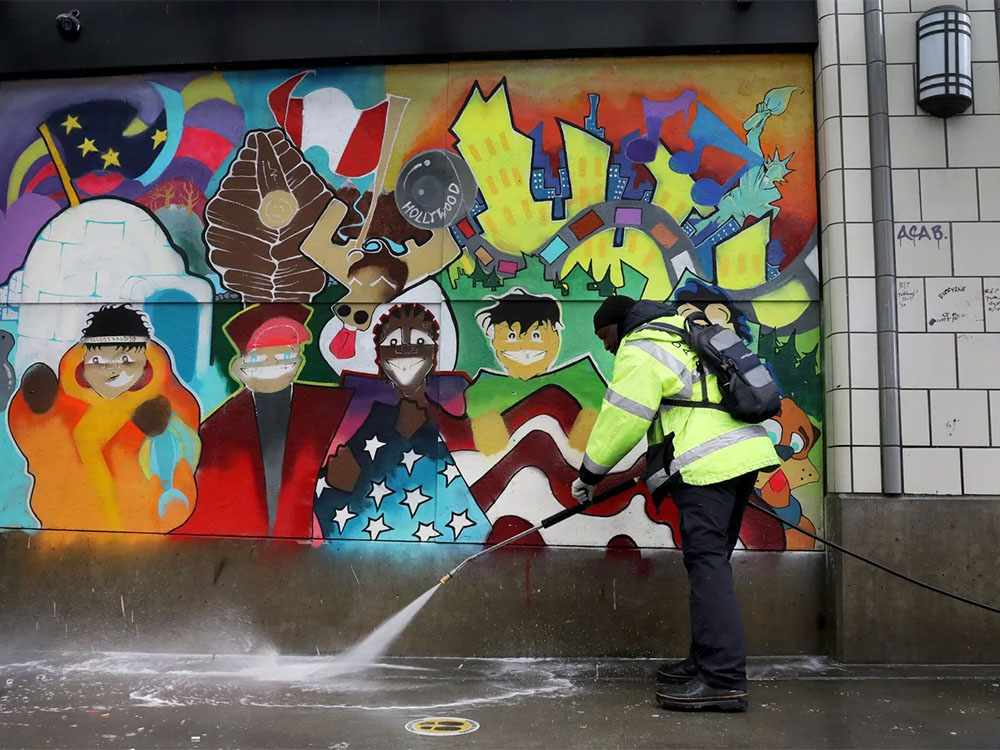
[0,57,821,550]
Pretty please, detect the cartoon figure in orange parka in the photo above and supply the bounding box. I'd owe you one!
[9,304,201,532]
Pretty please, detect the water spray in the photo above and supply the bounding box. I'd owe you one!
[439,476,640,586]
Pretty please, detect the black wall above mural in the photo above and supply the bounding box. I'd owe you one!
[0,0,818,78]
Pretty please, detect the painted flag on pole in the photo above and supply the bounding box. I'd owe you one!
[268,72,390,179]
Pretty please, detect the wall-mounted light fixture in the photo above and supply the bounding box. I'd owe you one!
[916,5,973,117]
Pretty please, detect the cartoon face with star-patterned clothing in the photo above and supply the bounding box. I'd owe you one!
[373,303,438,399]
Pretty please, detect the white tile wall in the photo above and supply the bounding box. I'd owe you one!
[819,14,839,69]
[840,117,870,169]
[819,119,842,176]
[891,169,921,221]
[840,65,870,116]
[825,332,851,390]
[894,223,953,276]
[886,64,916,116]
[983,278,1000,331]
[989,391,1000,444]
[896,277,926,332]
[952,223,1000,275]
[929,389,990,445]
[843,170,873,221]
[849,333,880,387]
[969,11,999,63]
[971,63,1000,115]
[851,389,881,444]
[846,223,875,276]
[924,276,985,332]
[961,449,1000,493]
[902,447,962,494]
[827,388,852,447]
[848,277,877,331]
[827,446,853,493]
[900,389,930,445]
[820,170,845,225]
[957,333,1000,388]
[888,116,947,168]
[825,278,850,333]
[852,446,882,492]
[822,223,847,281]
[919,169,980,222]
[818,66,841,122]
[947,116,1000,167]
[884,12,918,64]
[817,3,1000,496]
[978,170,1000,221]
[838,13,867,65]
[898,333,957,388]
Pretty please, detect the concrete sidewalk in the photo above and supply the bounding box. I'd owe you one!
[0,651,997,748]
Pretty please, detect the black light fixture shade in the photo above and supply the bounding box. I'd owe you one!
[916,5,973,118]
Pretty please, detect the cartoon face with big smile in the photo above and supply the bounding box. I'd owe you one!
[476,287,563,381]
[79,304,152,400]
[83,345,148,400]
[231,317,310,394]
[374,303,439,399]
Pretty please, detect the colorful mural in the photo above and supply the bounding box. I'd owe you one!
[0,56,821,551]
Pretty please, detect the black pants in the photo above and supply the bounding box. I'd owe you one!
[672,471,756,691]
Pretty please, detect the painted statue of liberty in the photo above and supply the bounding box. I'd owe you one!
[692,86,801,234]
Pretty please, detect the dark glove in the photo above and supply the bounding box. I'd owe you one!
[131,396,171,436]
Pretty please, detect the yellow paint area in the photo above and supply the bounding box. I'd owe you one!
[180,72,236,110]
[716,217,770,290]
[560,229,672,300]
[561,122,610,218]
[451,83,559,254]
[752,278,812,329]
[490,320,561,380]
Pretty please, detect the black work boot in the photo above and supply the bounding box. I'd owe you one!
[655,675,748,712]
[656,657,700,684]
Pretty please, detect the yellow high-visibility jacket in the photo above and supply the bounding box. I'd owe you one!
[580,307,779,490]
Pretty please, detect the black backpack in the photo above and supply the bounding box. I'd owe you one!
[650,313,781,423]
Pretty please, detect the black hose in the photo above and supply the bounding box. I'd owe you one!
[746,499,1000,616]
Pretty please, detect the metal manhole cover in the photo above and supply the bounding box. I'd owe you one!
[405,717,480,736]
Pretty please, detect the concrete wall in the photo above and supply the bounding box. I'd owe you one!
[0,55,825,654]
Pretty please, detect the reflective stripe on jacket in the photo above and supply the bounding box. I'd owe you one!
[580,313,779,488]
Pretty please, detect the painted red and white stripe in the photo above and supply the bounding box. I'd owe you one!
[268,71,389,178]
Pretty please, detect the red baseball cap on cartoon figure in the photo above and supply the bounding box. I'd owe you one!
[224,303,313,354]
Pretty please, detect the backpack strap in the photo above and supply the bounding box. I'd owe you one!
[635,318,723,411]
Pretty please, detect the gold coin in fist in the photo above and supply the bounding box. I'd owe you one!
[258,190,298,228]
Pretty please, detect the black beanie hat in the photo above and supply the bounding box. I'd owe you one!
[593,295,637,332]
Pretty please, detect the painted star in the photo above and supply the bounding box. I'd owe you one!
[61,114,81,133]
[100,148,121,169]
[413,521,442,543]
[439,462,462,487]
[364,435,386,461]
[367,480,392,510]
[400,448,422,475]
[363,514,392,541]
[77,137,97,156]
[446,510,476,541]
[400,487,431,517]
[151,128,168,148]
[331,504,357,534]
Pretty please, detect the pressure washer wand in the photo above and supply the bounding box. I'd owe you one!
[438,476,640,585]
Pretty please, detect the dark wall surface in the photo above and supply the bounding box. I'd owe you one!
[0,0,818,78]
[0,531,826,657]
[828,494,1000,664]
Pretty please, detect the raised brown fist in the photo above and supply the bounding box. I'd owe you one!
[131,395,171,436]
[21,363,58,415]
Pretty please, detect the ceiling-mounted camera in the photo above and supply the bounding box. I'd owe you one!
[56,9,81,40]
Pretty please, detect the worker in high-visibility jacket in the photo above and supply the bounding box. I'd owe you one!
[572,294,778,713]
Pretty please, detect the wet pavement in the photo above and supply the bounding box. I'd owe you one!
[0,650,998,748]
